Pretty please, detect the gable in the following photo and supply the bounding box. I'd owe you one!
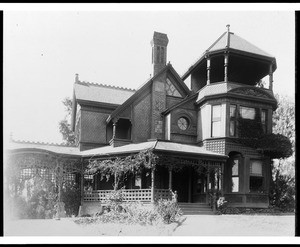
[166,78,182,97]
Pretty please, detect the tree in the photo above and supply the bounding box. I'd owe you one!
[272,94,295,176]
[59,97,76,145]
[270,94,295,211]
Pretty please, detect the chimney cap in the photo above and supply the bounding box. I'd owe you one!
[151,31,169,46]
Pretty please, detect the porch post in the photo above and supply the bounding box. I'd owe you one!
[269,63,273,90]
[168,168,172,190]
[188,166,192,203]
[206,56,211,85]
[206,166,210,204]
[80,161,84,205]
[221,162,225,197]
[151,168,155,203]
[112,118,118,139]
[224,52,229,83]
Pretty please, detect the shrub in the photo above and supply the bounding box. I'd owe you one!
[216,197,228,214]
[61,181,81,217]
[155,199,182,224]
[269,172,295,212]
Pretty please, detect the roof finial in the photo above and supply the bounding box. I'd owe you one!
[226,24,230,33]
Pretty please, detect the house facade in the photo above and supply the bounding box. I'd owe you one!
[6,26,277,214]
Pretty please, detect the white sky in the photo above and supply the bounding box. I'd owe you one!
[3,4,297,145]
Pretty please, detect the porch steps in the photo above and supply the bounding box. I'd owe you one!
[177,203,214,215]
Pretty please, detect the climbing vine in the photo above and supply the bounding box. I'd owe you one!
[87,150,158,190]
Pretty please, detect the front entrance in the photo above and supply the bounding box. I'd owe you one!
[171,165,222,203]
[172,167,190,202]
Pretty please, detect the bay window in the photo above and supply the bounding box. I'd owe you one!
[211,105,221,137]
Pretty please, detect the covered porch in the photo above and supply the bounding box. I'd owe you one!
[81,140,228,208]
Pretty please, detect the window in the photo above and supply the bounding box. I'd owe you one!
[239,106,256,120]
[249,160,264,193]
[229,105,237,137]
[231,159,239,192]
[212,105,221,137]
[177,117,189,130]
[166,78,181,97]
[261,109,267,133]
[165,113,171,140]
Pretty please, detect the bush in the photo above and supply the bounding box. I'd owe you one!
[270,172,295,212]
[155,199,182,224]
[61,181,81,217]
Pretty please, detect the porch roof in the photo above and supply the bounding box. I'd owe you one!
[80,140,228,160]
[7,139,228,161]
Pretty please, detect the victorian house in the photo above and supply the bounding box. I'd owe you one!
[7,26,277,215]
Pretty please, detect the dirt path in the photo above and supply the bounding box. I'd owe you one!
[3,214,295,237]
[172,215,295,236]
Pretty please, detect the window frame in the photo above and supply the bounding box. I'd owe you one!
[249,159,264,193]
[211,104,222,137]
[231,158,240,193]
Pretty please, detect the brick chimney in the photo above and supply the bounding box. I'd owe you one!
[151,31,169,76]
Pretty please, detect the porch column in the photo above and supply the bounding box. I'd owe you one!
[206,56,211,85]
[221,162,225,197]
[168,168,172,190]
[112,118,118,139]
[188,167,192,203]
[224,52,229,83]
[151,168,155,203]
[206,166,210,204]
[80,161,84,205]
[269,63,273,90]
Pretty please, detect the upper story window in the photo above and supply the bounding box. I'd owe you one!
[211,105,221,137]
[177,117,189,130]
[261,109,267,133]
[229,105,237,137]
[239,106,256,120]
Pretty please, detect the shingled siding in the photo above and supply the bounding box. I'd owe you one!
[80,110,109,145]
[132,92,151,142]
[151,77,167,139]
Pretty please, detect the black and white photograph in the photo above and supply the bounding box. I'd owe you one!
[2,3,297,244]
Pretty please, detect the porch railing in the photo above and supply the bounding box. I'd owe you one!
[84,189,172,202]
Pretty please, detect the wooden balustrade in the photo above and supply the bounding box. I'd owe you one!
[83,188,172,202]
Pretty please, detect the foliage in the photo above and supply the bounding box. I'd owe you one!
[59,97,76,145]
[256,133,293,159]
[269,170,295,212]
[236,117,293,160]
[61,181,81,217]
[104,189,125,212]
[12,176,58,219]
[216,197,228,214]
[155,199,182,224]
[272,94,295,176]
[87,150,158,190]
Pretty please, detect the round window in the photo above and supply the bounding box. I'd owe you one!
[177,117,189,130]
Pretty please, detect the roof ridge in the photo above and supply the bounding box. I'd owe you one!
[11,139,76,147]
[77,80,136,92]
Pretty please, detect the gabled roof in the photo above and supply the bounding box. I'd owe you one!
[106,63,191,123]
[182,29,276,81]
[74,80,136,106]
[162,93,198,115]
